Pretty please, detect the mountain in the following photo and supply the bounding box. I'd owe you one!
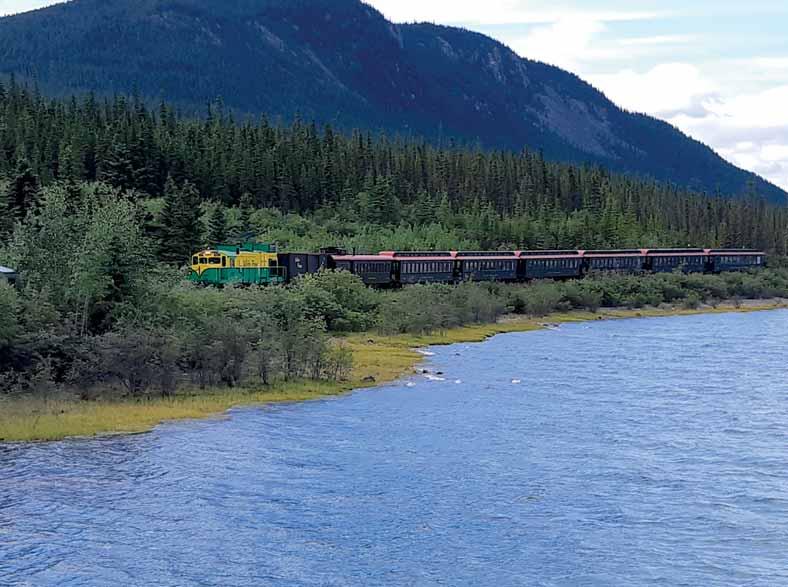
[0,0,784,203]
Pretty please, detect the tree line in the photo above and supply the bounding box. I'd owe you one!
[1,80,786,259]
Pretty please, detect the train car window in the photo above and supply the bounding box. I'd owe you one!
[192,256,198,265]
[199,258,207,264]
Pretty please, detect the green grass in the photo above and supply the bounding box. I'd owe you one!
[1,299,785,443]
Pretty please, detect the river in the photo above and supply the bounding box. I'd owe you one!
[1,310,787,586]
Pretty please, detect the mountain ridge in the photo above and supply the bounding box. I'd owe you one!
[0,0,784,203]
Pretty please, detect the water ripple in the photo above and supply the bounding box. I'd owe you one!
[1,310,788,586]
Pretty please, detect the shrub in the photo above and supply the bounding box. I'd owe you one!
[520,282,563,316]
[292,270,379,332]
[561,283,603,312]
[682,292,702,310]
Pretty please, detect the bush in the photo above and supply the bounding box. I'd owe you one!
[377,284,455,335]
[561,282,603,312]
[292,270,379,332]
[451,283,507,324]
[681,292,702,310]
[519,282,564,316]
[98,329,181,397]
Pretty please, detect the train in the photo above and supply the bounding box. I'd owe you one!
[189,245,766,287]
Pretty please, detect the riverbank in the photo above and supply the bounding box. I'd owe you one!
[1,299,786,443]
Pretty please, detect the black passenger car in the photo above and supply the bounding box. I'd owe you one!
[583,250,646,273]
[519,251,583,279]
[458,252,518,282]
[331,255,394,285]
[708,250,765,272]
[397,257,456,284]
[646,249,708,273]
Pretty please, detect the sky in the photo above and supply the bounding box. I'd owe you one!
[2,1,788,191]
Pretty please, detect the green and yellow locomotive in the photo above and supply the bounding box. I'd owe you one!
[189,243,336,286]
[189,243,286,286]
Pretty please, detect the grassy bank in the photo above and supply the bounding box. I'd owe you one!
[1,299,785,443]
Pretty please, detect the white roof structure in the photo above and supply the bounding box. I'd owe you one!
[0,266,17,275]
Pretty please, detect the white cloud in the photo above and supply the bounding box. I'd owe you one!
[0,0,62,16]
[675,86,788,189]
[617,34,694,46]
[506,15,695,72]
[509,17,607,70]
[589,63,717,116]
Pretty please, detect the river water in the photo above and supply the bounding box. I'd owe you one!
[1,310,787,586]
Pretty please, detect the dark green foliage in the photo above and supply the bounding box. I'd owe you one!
[291,270,379,332]
[6,160,39,221]
[0,0,784,201]
[509,282,566,317]
[207,204,227,245]
[0,88,786,255]
[160,178,202,263]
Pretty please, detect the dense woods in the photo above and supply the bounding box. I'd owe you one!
[2,83,787,256]
[1,86,787,401]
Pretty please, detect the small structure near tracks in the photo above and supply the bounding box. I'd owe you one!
[0,265,18,286]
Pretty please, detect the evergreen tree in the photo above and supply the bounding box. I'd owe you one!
[412,189,434,225]
[160,178,202,264]
[98,142,135,191]
[207,204,227,244]
[6,160,39,221]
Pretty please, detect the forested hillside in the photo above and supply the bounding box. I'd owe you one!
[2,84,787,257]
[0,0,784,202]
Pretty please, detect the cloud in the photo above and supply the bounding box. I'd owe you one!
[509,17,607,70]
[0,0,62,16]
[505,15,694,71]
[589,63,718,117]
[671,84,788,190]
